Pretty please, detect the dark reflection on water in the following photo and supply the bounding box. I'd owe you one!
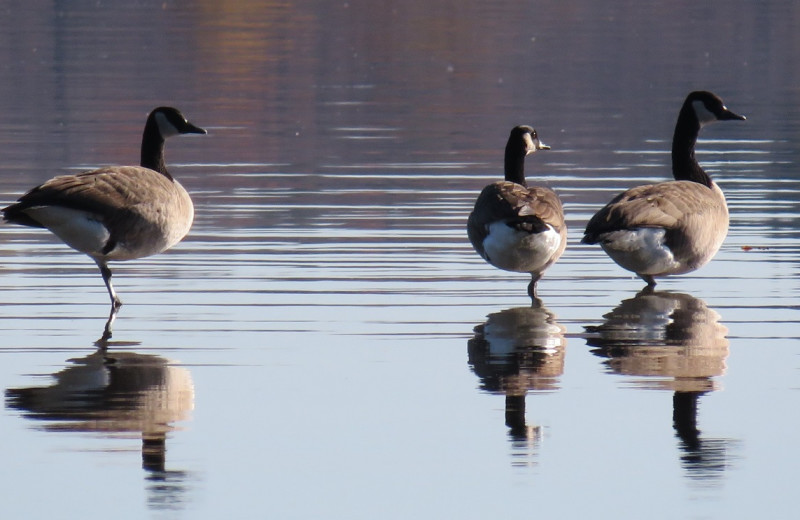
[585,290,735,483]
[468,300,566,466]
[5,348,195,511]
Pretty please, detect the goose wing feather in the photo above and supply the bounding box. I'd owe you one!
[583,180,722,242]
[469,181,565,246]
[8,167,172,211]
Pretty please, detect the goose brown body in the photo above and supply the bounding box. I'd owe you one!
[468,181,566,274]
[583,180,728,277]
[5,166,194,262]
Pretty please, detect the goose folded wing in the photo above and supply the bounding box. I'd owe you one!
[8,167,170,216]
[479,182,562,226]
[584,181,719,239]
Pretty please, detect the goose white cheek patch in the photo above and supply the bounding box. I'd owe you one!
[155,111,181,138]
[692,100,718,127]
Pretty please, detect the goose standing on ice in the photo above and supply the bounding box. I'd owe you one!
[3,107,206,340]
[468,125,567,299]
[582,91,745,287]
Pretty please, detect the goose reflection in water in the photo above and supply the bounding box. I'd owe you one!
[585,289,734,482]
[468,300,566,466]
[5,349,194,511]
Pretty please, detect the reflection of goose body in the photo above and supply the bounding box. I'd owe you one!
[6,350,194,473]
[582,91,745,286]
[468,126,566,299]
[586,290,728,389]
[2,107,206,339]
[586,290,732,480]
[469,304,566,394]
[469,302,566,459]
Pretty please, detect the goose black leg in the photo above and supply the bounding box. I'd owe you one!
[96,261,122,343]
[527,274,542,301]
[97,261,123,309]
[640,273,657,288]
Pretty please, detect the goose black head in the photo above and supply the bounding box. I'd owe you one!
[149,106,207,139]
[686,91,746,128]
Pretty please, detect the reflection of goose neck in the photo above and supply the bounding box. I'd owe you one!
[673,391,701,450]
[505,394,527,438]
[672,390,731,480]
[143,433,167,473]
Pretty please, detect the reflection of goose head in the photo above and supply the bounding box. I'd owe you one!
[5,350,194,472]
[469,302,566,453]
[586,290,729,391]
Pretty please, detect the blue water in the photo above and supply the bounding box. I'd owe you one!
[1,1,798,519]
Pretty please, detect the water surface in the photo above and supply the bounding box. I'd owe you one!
[1,1,799,519]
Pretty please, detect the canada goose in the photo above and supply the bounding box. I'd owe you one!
[582,91,745,286]
[2,107,206,339]
[467,125,567,299]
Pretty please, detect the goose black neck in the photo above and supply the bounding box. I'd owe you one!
[671,103,712,188]
[504,141,527,186]
[140,118,172,180]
